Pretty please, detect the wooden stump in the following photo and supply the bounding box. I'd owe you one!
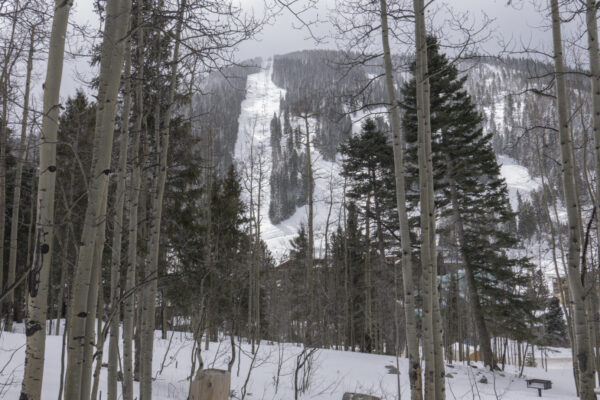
[189,369,231,400]
[342,393,381,400]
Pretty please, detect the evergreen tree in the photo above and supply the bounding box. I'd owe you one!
[339,118,395,227]
[544,296,568,346]
[401,36,536,367]
[517,192,537,240]
[270,113,282,158]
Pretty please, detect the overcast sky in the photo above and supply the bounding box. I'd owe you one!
[236,0,548,59]
[58,0,553,98]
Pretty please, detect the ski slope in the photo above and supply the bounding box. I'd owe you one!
[235,58,549,263]
[235,58,345,260]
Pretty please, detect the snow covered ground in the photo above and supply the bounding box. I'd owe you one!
[0,325,580,399]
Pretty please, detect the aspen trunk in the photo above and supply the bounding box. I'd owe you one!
[550,1,596,397]
[139,2,184,397]
[303,115,315,346]
[414,1,435,393]
[6,30,35,332]
[378,0,422,398]
[122,4,144,398]
[585,1,600,387]
[90,250,107,400]
[107,36,132,400]
[80,186,108,399]
[414,1,445,395]
[64,0,132,396]
[19,1,71,398]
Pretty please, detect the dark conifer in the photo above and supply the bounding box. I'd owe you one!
[401,36,537,366]
[544,296,568,346]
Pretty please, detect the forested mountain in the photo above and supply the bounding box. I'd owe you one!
[197,49,587,261]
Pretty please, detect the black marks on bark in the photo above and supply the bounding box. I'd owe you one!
[26,321,42,337]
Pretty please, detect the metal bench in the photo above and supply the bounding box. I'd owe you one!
[526,379,552,397]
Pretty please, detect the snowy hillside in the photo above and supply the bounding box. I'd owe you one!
[234,56,547,261]
[235,58,346,260]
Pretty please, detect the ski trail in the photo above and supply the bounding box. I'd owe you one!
[235,58,345,260]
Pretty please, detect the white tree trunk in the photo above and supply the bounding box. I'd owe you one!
[122,4,144,399]
[378,0,422,398]
[64,0,132,396]
[107,35,132,400]
[19,1,72,398]
[140,2,184,397]
[551,0,596,397]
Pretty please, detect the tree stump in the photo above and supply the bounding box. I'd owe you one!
[342,393,381,400]
[189,369,231,400]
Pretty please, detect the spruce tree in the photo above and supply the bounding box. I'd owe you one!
[544,296,568,346]
[339,118,395,226]
[401,36,536,367]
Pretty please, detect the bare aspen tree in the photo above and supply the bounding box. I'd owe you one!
[84,190,108,398]
[140,1,184,397]
[299,113,315,346]
[107,32,132,400]
[122,3,144,398]
[19,1,72,398]
[550,0,596,397]
[378,0,423,398]
[413,1,445,396]
[414,0,435,395]
[6,26,35,332]
[140,35,163,398]
[585,2,600,382]
[64,0,132,396]
[244,129,267,352]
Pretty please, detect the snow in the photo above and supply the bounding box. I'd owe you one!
[234,58,559,267]
[235,58,346,260]
[497,154,541,210]
[0,324,580,399]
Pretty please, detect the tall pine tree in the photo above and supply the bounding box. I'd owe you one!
[401,36,536,368]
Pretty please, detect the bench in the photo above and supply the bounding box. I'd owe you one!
[342,393,380,400]
[526,379,552,397]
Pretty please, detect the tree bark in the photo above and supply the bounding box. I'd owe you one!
[64,0,132,396]
[378,0,422,398]
[107,34,132,400]
[122,3,144,398]
[585,1,600,387]
[550,1,596,398]
[19,1,72,398]
[302,115,315,347]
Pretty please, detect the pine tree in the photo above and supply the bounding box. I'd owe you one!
[544,296,568,346]
[401,36,536,367]
[517,192,537,240]
[339,118,395,226]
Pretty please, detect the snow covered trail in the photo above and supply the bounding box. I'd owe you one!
[235,58,345,260]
